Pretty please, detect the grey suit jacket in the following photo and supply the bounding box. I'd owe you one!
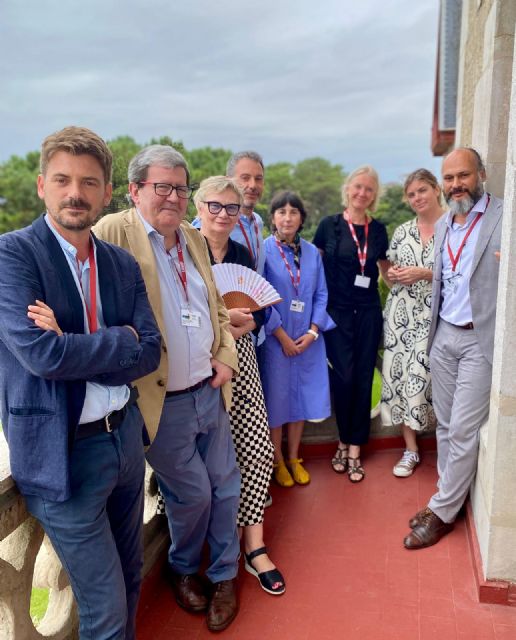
[428,194,503,364]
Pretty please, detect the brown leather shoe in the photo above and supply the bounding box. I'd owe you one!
[404,509,454,550]
[206,578,238,632]
[408,506,433,529]
[169,571,208,613]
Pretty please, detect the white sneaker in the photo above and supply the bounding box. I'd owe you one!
[393,450,420,477]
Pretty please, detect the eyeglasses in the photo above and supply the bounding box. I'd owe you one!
[138,182,193,199]
[203,201,241,217]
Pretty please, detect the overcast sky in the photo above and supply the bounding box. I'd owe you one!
[0,0,442,183]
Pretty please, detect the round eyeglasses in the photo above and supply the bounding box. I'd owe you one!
[203,201,241,217]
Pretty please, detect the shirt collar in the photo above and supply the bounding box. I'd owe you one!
[44,213,79,259]
[239,211,257,227]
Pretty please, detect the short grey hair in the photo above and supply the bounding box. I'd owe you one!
[128,144,190,184]
[341,165,381,212]
[193,175,243,209]
[226,151,264,176]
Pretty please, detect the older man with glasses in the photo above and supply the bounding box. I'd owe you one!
[94,145,241,633]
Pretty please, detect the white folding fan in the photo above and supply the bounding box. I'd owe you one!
[211,263,282,311]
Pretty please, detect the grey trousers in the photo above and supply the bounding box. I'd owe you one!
[428,320,492,523]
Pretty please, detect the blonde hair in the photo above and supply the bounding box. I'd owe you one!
[193,176,244,209]
[403,168,442,206]
[341,165,380,212]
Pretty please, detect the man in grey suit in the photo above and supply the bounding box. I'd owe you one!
[404,147,503,550]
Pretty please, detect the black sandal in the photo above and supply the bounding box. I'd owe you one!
[347,456,365,483]
[244,547,286,596]
[331,445,348,474]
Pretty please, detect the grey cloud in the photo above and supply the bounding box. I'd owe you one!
[1,0,441,182]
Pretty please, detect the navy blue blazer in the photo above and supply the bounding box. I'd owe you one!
[0,215,161,501]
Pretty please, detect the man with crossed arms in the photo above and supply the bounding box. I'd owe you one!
[404,147,503,549]
[94,144,240,632]
[0,126,161,639]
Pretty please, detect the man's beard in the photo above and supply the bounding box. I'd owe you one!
[54,198,97,230]
[445,182,484,215]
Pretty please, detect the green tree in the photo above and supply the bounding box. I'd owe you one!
[107,136,142,212]
[186,147,232,185]
[375,183,413,239]
[0,151,41,233]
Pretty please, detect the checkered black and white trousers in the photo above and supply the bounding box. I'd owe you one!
[156,333,273,527]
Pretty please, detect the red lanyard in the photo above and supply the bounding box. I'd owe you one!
[446,195,489,272]
[76,240,98,333]
[238,216,260,271]
[173,231,189,303]
[274,237,300,295]
[344,211,369,276]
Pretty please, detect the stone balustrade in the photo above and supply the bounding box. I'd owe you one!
[0,438,169,640]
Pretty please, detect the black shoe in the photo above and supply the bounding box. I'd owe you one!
[244,546,286,595]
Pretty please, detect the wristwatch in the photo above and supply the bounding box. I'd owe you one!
[307,329,319,341]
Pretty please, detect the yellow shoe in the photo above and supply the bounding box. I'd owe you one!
[287,458,311,485]
[274,460,294,487]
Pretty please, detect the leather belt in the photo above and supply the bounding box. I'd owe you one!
[75,387,139,440]
[454,322,474,330]
[165,378,210,398]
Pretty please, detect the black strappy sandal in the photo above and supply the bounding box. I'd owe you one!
[331,445,348,474]
[244,547,286,596]
[347,456,365,483]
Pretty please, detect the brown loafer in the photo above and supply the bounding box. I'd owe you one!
[408,506,433,529]
[206,578,238,632]
[403,509,454,550]
[169,570,208,613]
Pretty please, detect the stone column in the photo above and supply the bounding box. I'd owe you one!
[471,26,516,582]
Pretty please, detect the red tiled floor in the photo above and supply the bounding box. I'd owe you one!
[136,450,516,639]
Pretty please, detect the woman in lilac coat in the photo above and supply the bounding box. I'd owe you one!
[261,191,335,488]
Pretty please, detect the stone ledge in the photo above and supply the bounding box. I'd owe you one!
[466,501,516,606]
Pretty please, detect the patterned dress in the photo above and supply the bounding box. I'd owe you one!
[381,219,435,431]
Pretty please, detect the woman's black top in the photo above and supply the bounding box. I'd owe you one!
[205,236,265,333]
[313,213,388,309]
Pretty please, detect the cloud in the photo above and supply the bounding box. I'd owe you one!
[0,0,441,182]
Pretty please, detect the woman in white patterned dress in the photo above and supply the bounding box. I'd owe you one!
[381,169,443,477]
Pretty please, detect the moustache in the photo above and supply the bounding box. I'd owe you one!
[59,198,91,211]
[450,187,471,196]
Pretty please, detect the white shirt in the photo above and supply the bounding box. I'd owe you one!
[137,212,214,390]
[44,215,129,423]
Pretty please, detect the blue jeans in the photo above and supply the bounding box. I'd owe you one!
[25,405,145,640]
[146,383,240,583]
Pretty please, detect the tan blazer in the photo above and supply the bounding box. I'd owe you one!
[93,208,238,442]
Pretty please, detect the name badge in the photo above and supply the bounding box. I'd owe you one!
[290,299,305,313]
[181,308,201,328]
[354,275,371,288]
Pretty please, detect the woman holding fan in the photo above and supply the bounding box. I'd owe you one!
[261,191,335,488]
[194,175,285,596]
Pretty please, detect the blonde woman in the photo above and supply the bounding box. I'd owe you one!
[382,169,443,477]
[314,166,389,482]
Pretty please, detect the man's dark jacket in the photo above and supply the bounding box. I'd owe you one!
[0,215,161,501]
